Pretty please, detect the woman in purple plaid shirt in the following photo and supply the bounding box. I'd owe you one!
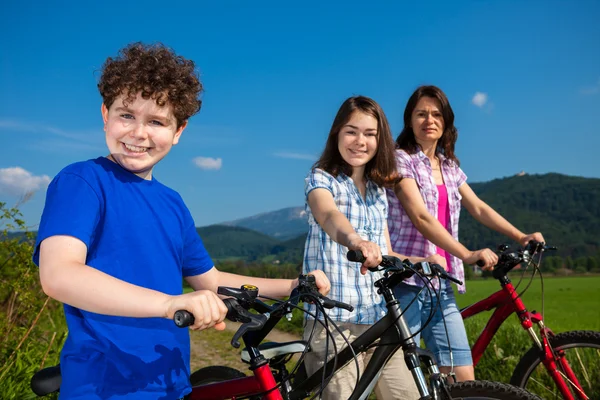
[387,85,544,382]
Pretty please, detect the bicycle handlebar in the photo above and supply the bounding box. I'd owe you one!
[173,275,353,348]
[486,240,556,279]
[347,250,463,285]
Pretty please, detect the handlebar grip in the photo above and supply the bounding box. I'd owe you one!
[476,260,485,267]
[347,250,365,263]
[174,299,236,328]
[174,310,195,328]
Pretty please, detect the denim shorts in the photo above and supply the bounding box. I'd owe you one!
[394,280,473,367]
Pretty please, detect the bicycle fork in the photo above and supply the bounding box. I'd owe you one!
[391,306,438,400]
[526,317,588,400]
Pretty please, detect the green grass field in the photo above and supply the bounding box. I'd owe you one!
[455,275,600,332]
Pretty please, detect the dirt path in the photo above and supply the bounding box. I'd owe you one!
[189,322,301,372]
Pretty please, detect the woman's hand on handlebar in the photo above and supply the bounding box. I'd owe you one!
[519,232,545,247]
[422,254,447,270]
[348,234,383,274]
[464,248,498,270]
[165,290,228,331]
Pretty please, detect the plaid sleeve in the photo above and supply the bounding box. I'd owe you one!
[305,168,335,198]
[395,150,416,180]
[456,165,468,187]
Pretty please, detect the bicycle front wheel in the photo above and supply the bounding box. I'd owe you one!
[510,330,600,399]
[447,380,541,399]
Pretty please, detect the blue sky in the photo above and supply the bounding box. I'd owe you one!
[1,1,599,229]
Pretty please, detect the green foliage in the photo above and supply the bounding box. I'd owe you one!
[0,202,66,398]
[197,224,306,264]
[460,173,600,259]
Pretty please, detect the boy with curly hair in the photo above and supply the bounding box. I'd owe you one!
[34,42,329,399]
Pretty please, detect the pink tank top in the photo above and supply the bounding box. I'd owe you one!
[436,184,453,273]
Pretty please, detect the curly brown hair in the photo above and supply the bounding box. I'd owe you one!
[314,96,399,188]
[98,42,202,128]
[396,85,460,165]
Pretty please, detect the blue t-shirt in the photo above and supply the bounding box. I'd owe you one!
[33,157,213,399]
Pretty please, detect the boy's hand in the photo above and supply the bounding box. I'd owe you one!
[307,270,331,296]
[164,290,228,331]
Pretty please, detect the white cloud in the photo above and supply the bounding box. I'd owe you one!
[0,167,51,196]
[193,157,222,170]
[471,92,489,108]
[273,152,316,161]
[580,78,600,95]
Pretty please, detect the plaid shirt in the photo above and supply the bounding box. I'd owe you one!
[303,168,388,324]
[387,150,468,293]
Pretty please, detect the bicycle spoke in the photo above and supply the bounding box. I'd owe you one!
[527,376,561,399]
[574,348,591,393]
[555,369,589,400]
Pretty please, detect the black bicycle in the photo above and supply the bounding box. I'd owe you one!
[184,253,541,400]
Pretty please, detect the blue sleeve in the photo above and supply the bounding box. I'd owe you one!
[33,172,101,265]
[181,212,214,277]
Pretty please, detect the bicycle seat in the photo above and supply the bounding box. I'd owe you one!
[30,364,61,396]
[241,340,308,363]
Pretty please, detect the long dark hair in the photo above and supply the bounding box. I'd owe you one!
[396,85,460,165]
[314,96,399,188]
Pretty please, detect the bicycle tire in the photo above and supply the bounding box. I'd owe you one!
[446,380,542,399]
[189,365,246,386]
[509,330,600,399]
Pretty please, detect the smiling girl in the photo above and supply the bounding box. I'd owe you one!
[301,96,441,399]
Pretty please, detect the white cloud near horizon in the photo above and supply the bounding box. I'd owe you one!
[471,92,489,108]
[193,157,222,170]
[0,167,51,196]
[580,78,600,95]
[273,152,316,161]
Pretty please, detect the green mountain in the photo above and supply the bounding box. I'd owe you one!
[220,206,308,240]
[8,173,599,264]
[460,173,600,258]
[196,224,307,264]
[196,225,280,261]
[199,173,600,262]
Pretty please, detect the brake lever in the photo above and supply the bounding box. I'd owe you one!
[230,313,268,349]
[297,274,354,312]
[430,264,463,286]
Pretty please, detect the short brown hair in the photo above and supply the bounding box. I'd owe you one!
[314,96,399,188]
[396,85,460,165]
[98,42,202,128]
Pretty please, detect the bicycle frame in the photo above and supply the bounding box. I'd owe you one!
[188,363,281,400]
[460,274,585,400]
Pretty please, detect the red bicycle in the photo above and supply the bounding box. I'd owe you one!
[460,241,600,399]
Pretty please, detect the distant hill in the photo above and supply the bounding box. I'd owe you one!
[219,206,308,240]
[196,225,280,261]
[199,173,600,262]
[7,173,599,264]
[460,173,600,258]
